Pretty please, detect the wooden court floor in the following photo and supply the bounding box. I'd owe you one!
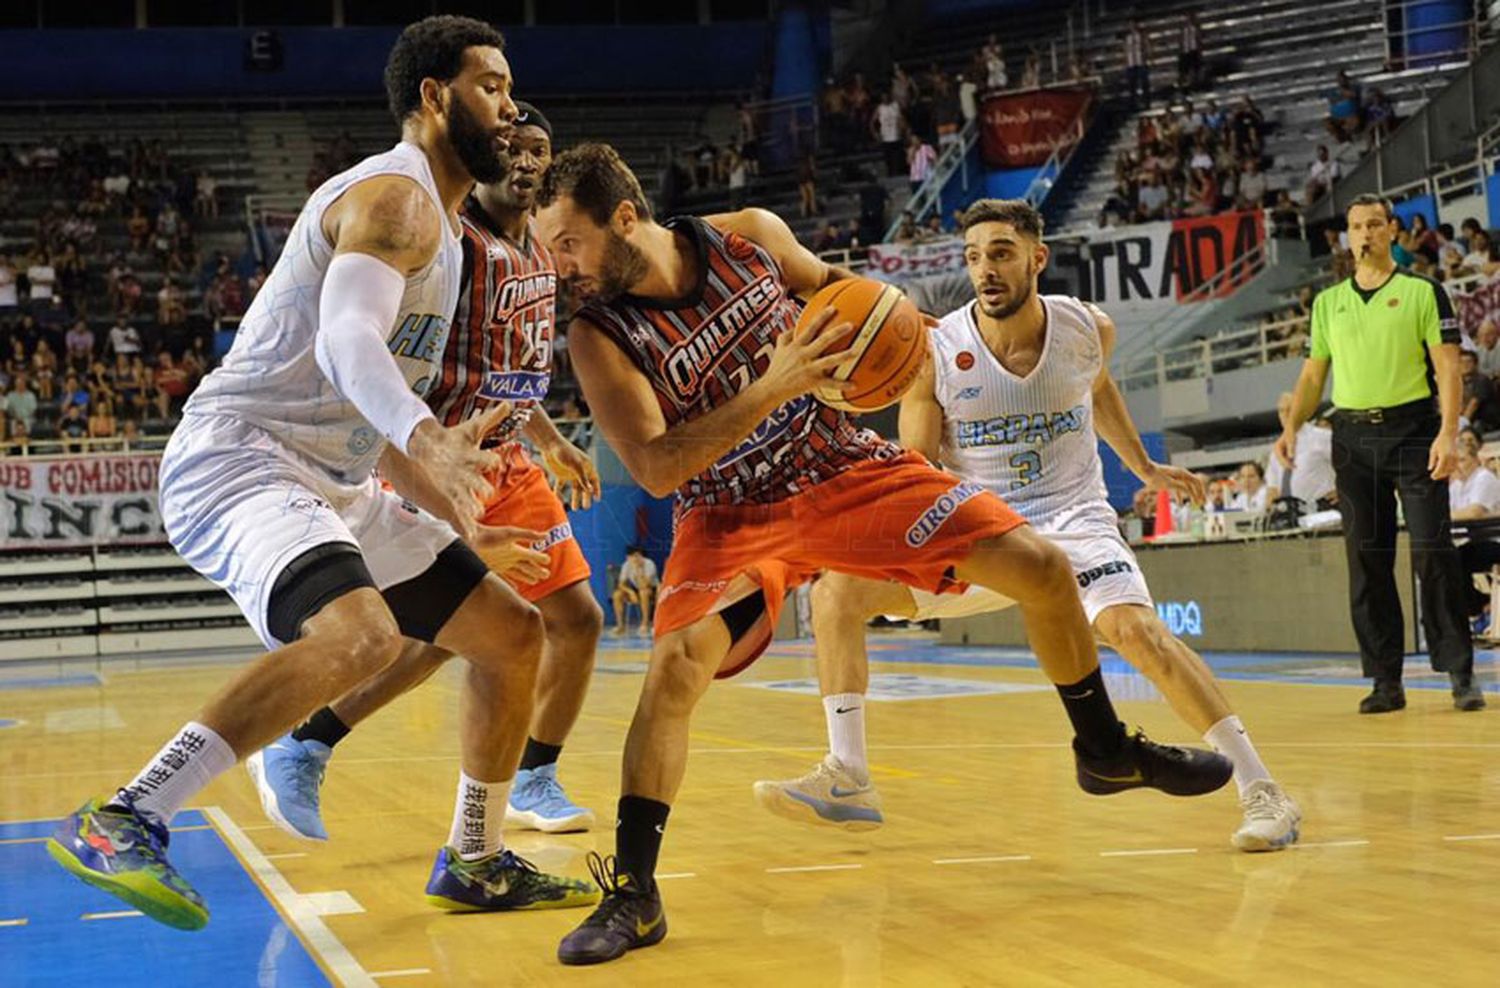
[3,639,1499,987]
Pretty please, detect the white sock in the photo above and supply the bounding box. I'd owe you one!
[116,721,236,826]
[1203,715,1273,798]
[449,771,512,860]
[823,693,869,784]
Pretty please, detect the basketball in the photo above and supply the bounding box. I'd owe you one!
[796,278,926,413]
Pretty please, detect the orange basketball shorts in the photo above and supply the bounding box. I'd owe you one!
[654,450,1025,677]
[479,448,592,603]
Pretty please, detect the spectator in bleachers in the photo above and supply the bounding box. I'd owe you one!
[63,319,92,373]
[1363,87,1395,150]
[893,212,920,245]
[60,371,88,411]
[1401,213,1440,263]
[1474,320,1500,378]
[194,172,218,218]
[30,339,56,403]
[1390,217,1417,267]
[891,63,917,111]
[1019,51,1042,90]
[957,73,978,126]
[982,36,1007,90]
[1449,447,1500,519]
[126,206,151,252]
[907,133,937,196]
[1123,18,1150,106]
[856,168,888,246]
[1136,170,1169,222]
[1267,392,1336,511]
[1462,229,1492,275]
[1183,166,1218,217]
[932,72,961,151]
[1238,157,1269,209]
[25,251,56,304]
[157,279,187,327]
[813,222,843,253]
[1231,461,1270,512]
[726,146,748,211]
[1230,95,1265,157]
[0,255,16,311]
[205,264,245,323]
[107,317,142,360]
[57,402,86,452]
[1177,11,1205,92]
[113,354,148,419]
[153,352,190,419]
[1305,145,1340,206]
[873,91,906,177]
[1325,69,1363,143]
[87,399,116,444]
[1460,349,1500,431]
[5,373,37,436]
[6,418,30,455]
[246,264,268,304]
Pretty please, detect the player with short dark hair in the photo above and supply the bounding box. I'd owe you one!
[535,149,1235,966]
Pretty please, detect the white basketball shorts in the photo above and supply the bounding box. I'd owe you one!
[159,413,459,648]
[909,503,1152,625]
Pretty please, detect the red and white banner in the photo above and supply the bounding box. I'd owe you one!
[866,238,967,278]
[1045,210,1266,308]
[0,454,164,547]
[979,86,1092,168]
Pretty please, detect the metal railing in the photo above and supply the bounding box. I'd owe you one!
[884,115,979,242]
[1110,234,1275,369]
[1383,0,1482,69]
[1117,265,1493,394]
[0,435,170,458]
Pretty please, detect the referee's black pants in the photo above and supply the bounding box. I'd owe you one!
[1331,408,1474,682]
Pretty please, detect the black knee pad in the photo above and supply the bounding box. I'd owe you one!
[381,539,490,644]
[266,542,377,644]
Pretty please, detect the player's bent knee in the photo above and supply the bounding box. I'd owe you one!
[643,638,715,712]
[546,585,604,644]
[301,588,403,685]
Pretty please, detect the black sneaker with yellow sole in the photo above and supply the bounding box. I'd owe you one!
[557,852,666,966]
[1075,728,1233,796]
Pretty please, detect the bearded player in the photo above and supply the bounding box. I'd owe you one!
[533,145,1234,966]
[246,102,609,841]
[46,19,597,929]
[754,198,1301,852]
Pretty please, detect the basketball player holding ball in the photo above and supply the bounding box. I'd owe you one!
[534,144,1234,966]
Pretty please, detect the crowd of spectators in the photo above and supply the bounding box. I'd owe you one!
[0,133,248,453]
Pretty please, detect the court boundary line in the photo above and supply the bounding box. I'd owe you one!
[203,805,376,988]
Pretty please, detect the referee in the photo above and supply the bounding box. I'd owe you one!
[1276,193,1484,713]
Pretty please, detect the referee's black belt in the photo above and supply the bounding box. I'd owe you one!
[1331,397,1436,425]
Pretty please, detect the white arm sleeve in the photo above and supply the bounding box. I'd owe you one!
[316,251,436,455]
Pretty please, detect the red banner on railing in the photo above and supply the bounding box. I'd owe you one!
[979,86,1092,168]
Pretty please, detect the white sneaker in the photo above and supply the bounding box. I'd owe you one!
[752,755,884,832]
[1231,779,1301,852]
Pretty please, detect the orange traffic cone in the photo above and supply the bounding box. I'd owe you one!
[1147,488,1174,541]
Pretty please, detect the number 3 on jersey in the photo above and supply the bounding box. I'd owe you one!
[1009,450,1041,490]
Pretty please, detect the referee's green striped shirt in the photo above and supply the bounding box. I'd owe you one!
[1308,269,1459,411]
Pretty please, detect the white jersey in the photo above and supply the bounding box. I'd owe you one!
[932,294,1110,525]
[185,141,463,484]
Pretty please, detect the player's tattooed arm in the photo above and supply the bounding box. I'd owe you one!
[322,174,442,274]
[896,347,943,464]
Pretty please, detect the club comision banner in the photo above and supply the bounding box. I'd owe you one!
[0,454,165,547]
[979,86,1093,168]
[866,239,968,278]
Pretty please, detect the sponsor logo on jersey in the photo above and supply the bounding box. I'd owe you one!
[493,272,557,322]
[955,405,1088,448]
[955,351,976,371]
[388,312,449,363]
[1076,559,1133,589]
[905,480,985,547]
[658,578,729,603]
[479,370,551,403]
[662,273,782,398]
[956,386,983,400]
[714,396,809,470]
[723,231,758,263]
[532,521,574,552]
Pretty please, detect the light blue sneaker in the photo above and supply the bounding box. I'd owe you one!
[245,735,331,841]
[505,764,595,833]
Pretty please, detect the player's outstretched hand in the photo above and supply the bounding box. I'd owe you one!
[407,402,511,535]
[1141,461,1207,505]
[541,439,601,510]
[761,307,856,404]
[473,525,552,586]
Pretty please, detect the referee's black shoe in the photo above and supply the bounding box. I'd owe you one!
[1451,673,1487,712]
[1359,680,1406,714]
[1074,728,1233,796]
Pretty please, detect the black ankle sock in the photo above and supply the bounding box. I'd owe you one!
[1056,667,1126,759]
[291,706,350,749]
[519,737,563,772]
[615,795,671,888]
